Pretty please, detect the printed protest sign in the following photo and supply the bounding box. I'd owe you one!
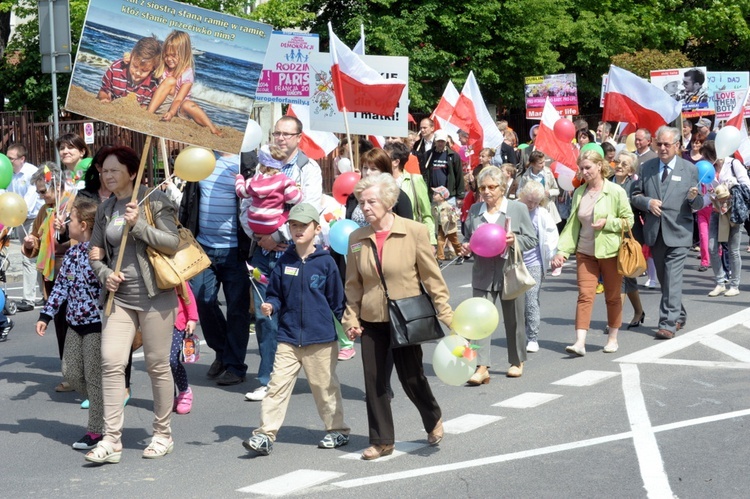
[255,32,318,105]
[650,67,712,118]
[525,74,578,119]
[307,52,409,136]
[66,0,272,153]
[707,71,750,119]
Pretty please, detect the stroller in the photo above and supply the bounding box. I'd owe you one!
[0,227,17,315]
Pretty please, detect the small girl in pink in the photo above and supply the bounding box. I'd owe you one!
[171,283,198,415]
[236,144,303,235]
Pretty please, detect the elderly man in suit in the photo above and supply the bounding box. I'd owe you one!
[631,126,703,339]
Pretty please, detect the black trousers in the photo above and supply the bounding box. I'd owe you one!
[360,320,441,445]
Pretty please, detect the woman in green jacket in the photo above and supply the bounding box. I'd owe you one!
[551,150,634,356]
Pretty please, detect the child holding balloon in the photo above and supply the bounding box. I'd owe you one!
[236,144,303,237]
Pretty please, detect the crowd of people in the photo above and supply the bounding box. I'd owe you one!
[4,111,747,464]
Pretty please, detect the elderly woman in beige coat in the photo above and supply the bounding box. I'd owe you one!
[344,173,453,461]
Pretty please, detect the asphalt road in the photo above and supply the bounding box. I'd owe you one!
[1,251,750,498]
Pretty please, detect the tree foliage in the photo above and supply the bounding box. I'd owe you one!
[1,0,750,118]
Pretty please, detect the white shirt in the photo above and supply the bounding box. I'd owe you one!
[9,162,43,219]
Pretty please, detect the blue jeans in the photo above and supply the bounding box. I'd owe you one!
[250,247,279,386]
[191,246,250,377]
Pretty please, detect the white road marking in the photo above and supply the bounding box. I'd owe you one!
[339,441,426,461]
[330,407,750,490]
[620,363,672,498]
[649,359,750,369]
[237,469,345,496]
[459,284,471,288]
[617,307,750,365]
[552,370,620,387]
[443,414,503,434]
[492,392,562,409]
[699,335,750,362]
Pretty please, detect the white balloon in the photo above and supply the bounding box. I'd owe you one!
[336,157,352,173]
[716,125,742,158]
[432,335,477,386]
[556,171,575,191]
[241,120,263,152]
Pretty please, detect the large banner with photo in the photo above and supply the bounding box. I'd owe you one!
[650,67,712,118]
[66,0,272,153]
[255,32,319,105]
[524,74,578,119]
[707,71,750,119]
[307,52,409,136]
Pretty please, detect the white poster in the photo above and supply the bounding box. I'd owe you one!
[307,52,409,136]
[255,31,318,105]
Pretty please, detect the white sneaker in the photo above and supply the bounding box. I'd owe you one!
[526,341,539,353]
[708,285,727,297]
[644,279,658,289]
[724,287,740,297]
[244,386,268,401]
[550,267,562,276]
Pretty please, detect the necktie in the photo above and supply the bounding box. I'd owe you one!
[661,165,670,182]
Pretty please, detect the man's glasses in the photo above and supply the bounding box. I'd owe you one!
[655,141,678,148]
[272,132,301,139]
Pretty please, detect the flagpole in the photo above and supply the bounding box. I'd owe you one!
[342,107,355,172]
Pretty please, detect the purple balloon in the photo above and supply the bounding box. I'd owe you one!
[469,223,507,258]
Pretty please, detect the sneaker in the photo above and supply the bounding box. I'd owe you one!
[15,301,34,312]
[243,433,273,455]
[550,267,562,276]
[708,285,726,297]
[724,287,740,297]
[72,433,103,450]
[244,386,268,401]
[338,347,356,361]
[644,279,658,289]
[526,340,539,353]
[174,388,193,414]
[455,256,464,266]
[318,431,349,449]
[595,283,604,294]
[0,319,12,342]
[34,298,46,307]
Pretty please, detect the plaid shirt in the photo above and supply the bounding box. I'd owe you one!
[99,59,158,106]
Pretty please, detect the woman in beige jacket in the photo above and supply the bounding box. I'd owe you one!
[343,173,453,461]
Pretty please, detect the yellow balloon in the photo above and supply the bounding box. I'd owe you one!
[625,133,636,153]
[0,192,28,227]
[451,297,499,340]
[174,146,216,182]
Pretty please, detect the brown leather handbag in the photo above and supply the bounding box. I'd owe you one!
[617,218,646,278]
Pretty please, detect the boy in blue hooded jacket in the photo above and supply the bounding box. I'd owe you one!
[243,203,350,456]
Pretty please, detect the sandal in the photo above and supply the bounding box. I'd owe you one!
[85,441,122,464]
[143,436,174,459]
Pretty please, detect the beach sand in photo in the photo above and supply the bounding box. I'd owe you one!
[66,85,246,153]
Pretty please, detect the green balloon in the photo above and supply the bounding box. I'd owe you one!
[0,153,12,190]
[580,142,605,158]
[75,157,93,175]
[517,143,530,150]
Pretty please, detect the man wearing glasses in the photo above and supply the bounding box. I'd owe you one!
[6,144,43,312]
[631,126,702,340]
[243,115,322,402]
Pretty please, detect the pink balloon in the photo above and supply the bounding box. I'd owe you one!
[553,118,576,142]
[332,172,361,205]
[469,223,507,258]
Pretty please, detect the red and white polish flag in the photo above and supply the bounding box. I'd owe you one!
[328,23,406,117]
[431,80,461,142]
[287,104,340,160]
[450,71,504,151]
[725,89,750,166]
[602,65,681,134]
[535,98,579,171]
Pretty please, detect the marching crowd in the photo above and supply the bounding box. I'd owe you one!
[4,112,747,464]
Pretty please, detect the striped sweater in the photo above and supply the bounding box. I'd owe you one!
[235,172,303,234]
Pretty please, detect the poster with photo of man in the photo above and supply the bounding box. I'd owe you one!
[650,67,712,118]
[66,0,272,153]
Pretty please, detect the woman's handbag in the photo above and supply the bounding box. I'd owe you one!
[617,218,647,278]
[142,196,211,302]
[370,241,444,348]
[502,239,536,300]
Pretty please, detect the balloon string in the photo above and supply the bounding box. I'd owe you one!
[248,275,263,303]
[137,176,173,207]
[439,255,462,271]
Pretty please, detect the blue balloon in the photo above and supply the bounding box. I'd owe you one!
[0,289,5,312]
[696,160,715,185]
[329,219,359,255]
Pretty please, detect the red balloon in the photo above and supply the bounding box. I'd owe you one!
[332,172,361,205]
[553,118,576,142]
[469,223,507,258]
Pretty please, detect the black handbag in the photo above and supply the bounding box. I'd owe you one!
[370,241,444,348]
